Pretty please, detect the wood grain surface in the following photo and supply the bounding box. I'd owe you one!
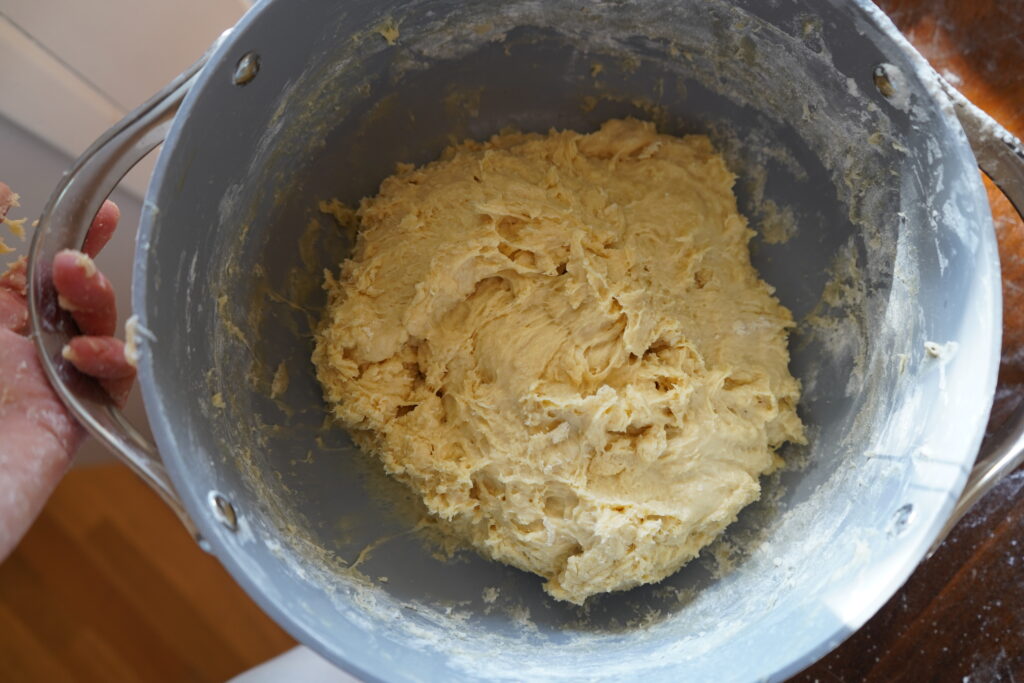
[0,465,296,681]
[2,2,1023,681]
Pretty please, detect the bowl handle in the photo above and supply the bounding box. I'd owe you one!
[929,82,1024,555]
[26,31,231,547]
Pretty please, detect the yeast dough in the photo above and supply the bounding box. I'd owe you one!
[313,118,805,604]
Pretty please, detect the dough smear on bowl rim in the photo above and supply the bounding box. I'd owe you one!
[313,118,805,604]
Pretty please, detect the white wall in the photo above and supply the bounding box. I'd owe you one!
[0,1,249,197]
[0,1,248,465]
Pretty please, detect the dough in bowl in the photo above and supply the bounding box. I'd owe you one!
[313,118,805,604]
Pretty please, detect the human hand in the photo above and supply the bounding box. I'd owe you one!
[0,182,135,560]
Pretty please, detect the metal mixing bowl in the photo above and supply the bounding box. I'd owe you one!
[28,0,1024,680]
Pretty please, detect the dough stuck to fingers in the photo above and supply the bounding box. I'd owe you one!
[52,250,117,337]
[314,118,805,604]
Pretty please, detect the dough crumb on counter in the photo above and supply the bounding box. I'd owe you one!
[313,118,805,604]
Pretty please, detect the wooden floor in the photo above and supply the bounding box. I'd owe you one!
[0,464,295,682]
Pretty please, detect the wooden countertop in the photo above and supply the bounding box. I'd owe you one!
[798,1,1024,679]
